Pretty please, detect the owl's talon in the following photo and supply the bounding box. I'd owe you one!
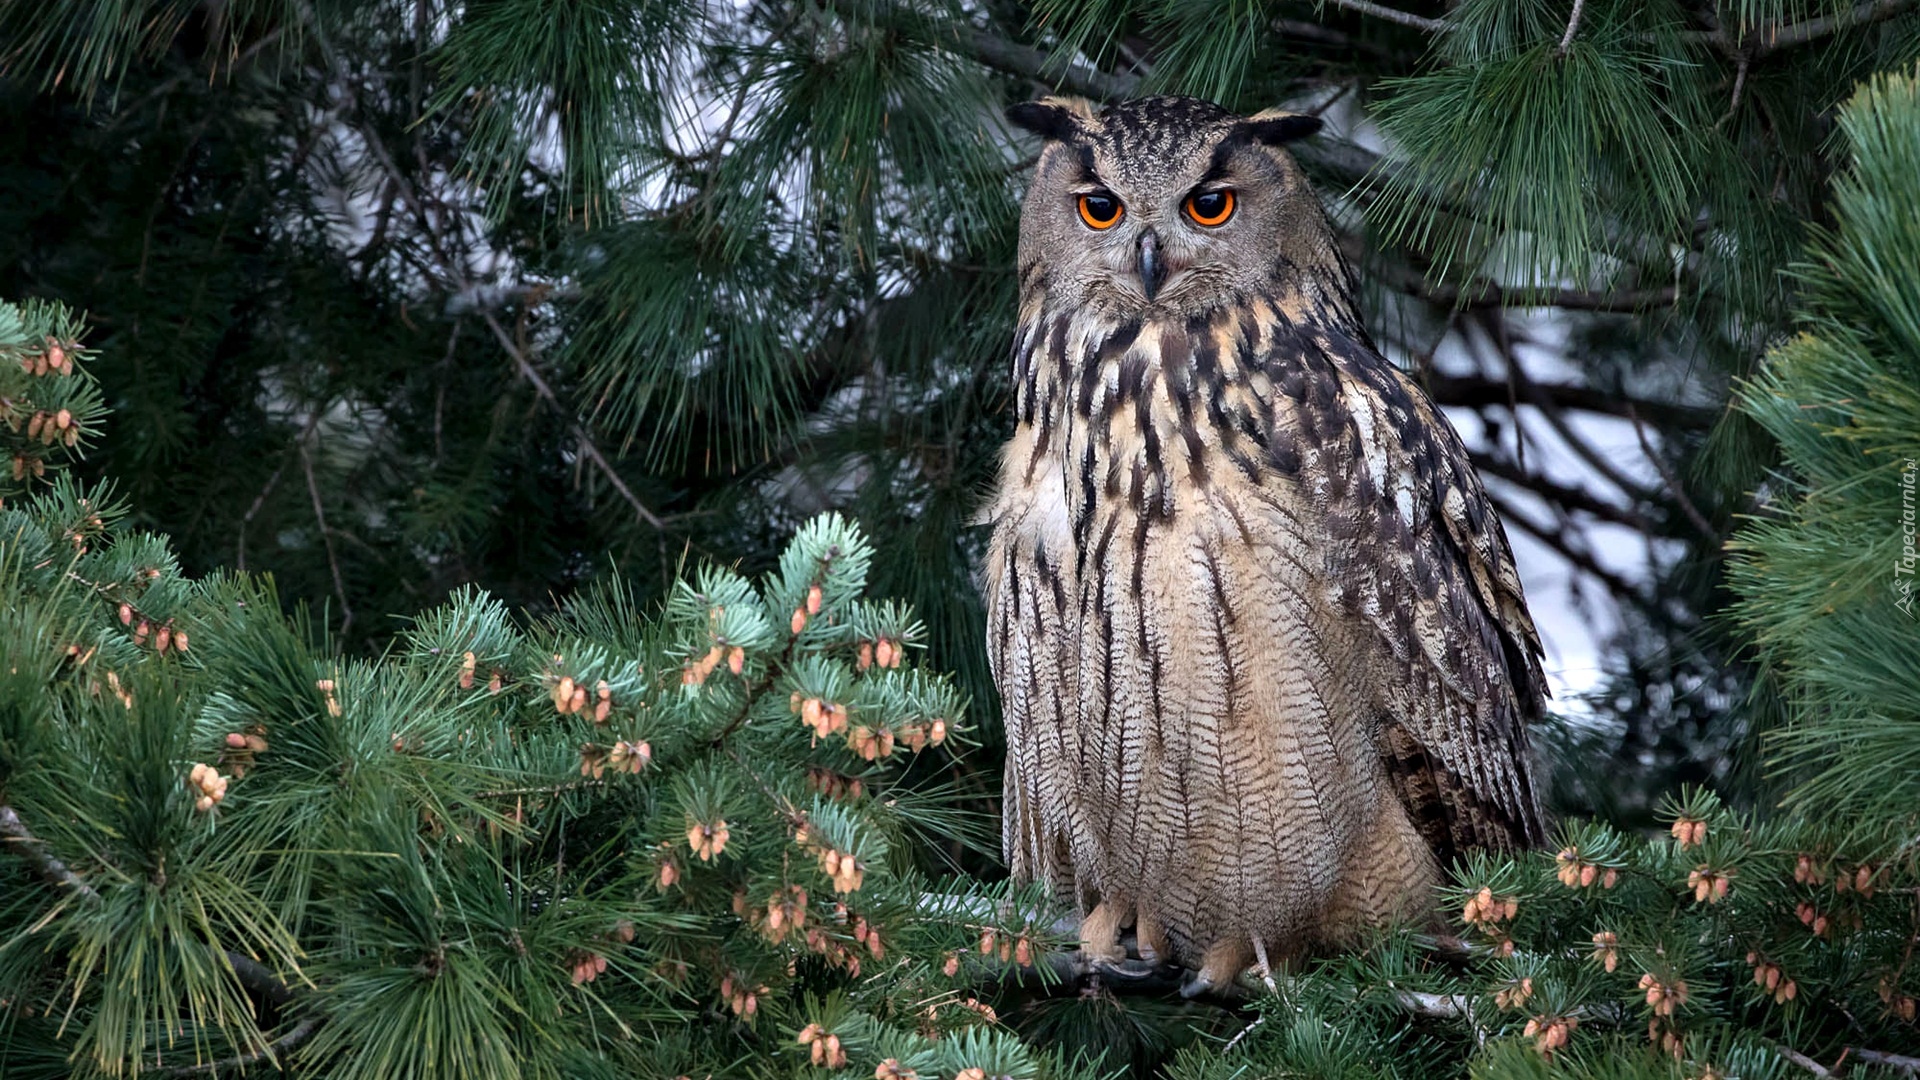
[1088,956,1163,981]
[1177,971,1217,999]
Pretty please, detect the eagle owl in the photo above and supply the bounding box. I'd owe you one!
[983,95,1547,994]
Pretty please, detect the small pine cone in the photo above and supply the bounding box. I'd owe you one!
[875,638,896,669]
[792,608,808,635]
[857,641,873,671]
[807,584,823,615]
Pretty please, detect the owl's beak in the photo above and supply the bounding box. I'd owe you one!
[1137,230,1165,303]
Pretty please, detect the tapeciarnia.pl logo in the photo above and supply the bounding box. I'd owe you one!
[1897,458,1917,619]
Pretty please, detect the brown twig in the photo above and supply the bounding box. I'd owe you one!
[1469,451,1651,531]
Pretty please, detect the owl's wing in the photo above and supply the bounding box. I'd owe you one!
[1287,321,1548,859]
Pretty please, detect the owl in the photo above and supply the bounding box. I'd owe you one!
[983,95,1548,996]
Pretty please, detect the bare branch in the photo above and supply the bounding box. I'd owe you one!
[477,311,667,530]
[0,803,100,901]
[1321,0,1450,34]
[1370,254,1680,315]
[1418,372,1718,430]
[299,439,353,637]
[1470,451,1650,531]
[1852,1047,1920,1075]
[1626,403,1720,544]
[1488,490,1657,614]
[1557,0,1588,55]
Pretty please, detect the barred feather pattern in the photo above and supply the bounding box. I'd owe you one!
[985,246,1547,969]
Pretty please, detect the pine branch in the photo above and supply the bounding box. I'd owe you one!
[1320,0,1449,34]
[0,803,100,901]
[299,6,669,533]
[1556,0,1587,55]
[1852,1048,1920,1075]
[849,0,1141,100]
[1683,0,1918,60]
[155,1015,324,1078]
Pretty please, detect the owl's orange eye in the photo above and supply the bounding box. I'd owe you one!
[1185,189,1235,227]
[1077,192,1123,230]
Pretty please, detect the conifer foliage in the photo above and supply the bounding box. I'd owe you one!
[0,299,1090,1079]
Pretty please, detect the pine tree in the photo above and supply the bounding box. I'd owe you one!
[1,297,1104,1079]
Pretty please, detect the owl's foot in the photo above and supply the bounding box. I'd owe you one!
[1178,937,1253,999]
[1076,900,1128,966]
[1134,905,1170,965]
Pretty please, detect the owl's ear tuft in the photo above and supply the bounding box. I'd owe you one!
[1238,110,1323,146]
[1006,97,1094,143]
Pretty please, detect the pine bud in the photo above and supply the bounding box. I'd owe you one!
[728,646,744,675]
[791,608,807,635]
[45,343,66,373]
[118,602,133,625]
[460,651,476,690]
[225,732,248,749]
[875,638,895,669]
[173,630,189,653]
[857,641,873,671]
[806,584,823,615]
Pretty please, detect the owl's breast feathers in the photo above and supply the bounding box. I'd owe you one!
[991,285,1546,881]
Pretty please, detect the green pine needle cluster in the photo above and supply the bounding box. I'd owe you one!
[1167,789,1920,1079]
[0,299,1101,1080]
[1727,67,1920,838]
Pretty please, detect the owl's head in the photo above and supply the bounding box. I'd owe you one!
[1008,95,1329,318]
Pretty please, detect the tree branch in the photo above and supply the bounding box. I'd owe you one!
[0,803,100,901]
[477,311,667,530]
[1469,451,1650,531]
[1683,0,1917,60]
[156,1015,324,1078]
[1418,372,1718,430]
[1369,254,1680,315]
[1321,0,1450,34]
[1626,403,1719,544]
[849,0,1141,100]
[299,438,353,637]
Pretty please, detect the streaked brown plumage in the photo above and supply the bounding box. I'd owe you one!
[984,95,1547,993]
